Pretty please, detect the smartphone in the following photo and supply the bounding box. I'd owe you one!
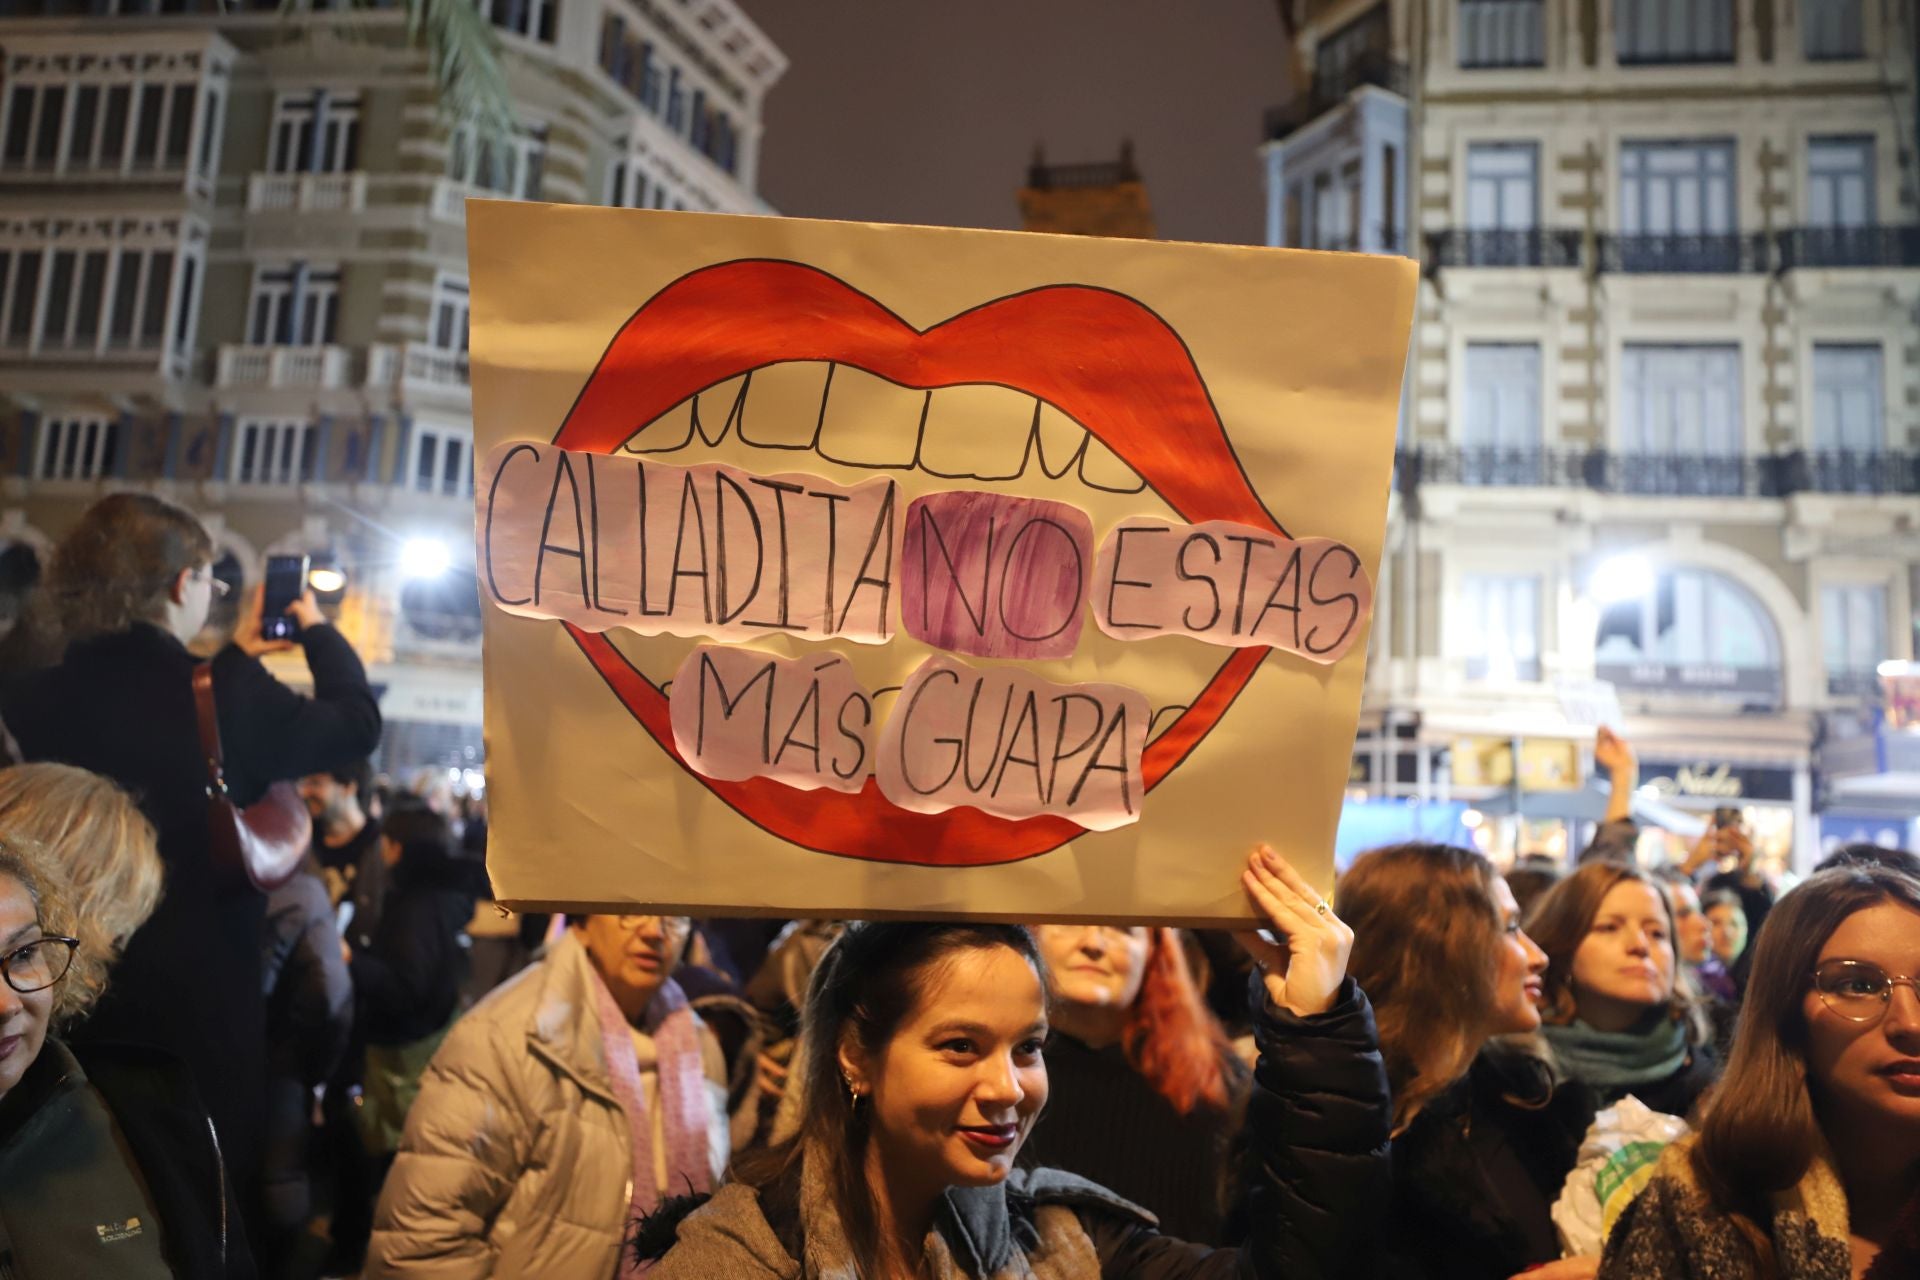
[1712,805,1742,830]
[260,554,310,641]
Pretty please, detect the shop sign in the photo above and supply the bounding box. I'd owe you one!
[1597,661,1784,705]
[1641,760,1796,804]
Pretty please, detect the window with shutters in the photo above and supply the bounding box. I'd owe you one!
[233,418,317,486]
[34,415,119,481]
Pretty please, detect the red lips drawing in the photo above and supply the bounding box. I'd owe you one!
[550,259,1287,867]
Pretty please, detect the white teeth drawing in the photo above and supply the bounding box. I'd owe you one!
[1078,433,1146,494]
[816,365,925,468]
[919,382,1033,480]
[616,359,1150,498]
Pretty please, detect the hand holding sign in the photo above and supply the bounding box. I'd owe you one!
[1239,844,1354,1018]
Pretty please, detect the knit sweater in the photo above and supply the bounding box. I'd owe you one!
[1601,1134,1920,1279]
[1017,1033,1243,1244]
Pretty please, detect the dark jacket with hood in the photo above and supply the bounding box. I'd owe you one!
[1373,1036,1718,1279]
[348,840,479,1047]
[0,621,380,1184]
[643,980,1391,1280]
[0,1038,256,1279]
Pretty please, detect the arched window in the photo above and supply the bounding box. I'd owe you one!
[401,565,481,644]
[1595,567,1784,707]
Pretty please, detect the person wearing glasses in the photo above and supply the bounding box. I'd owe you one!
[1601,864,1920,1279]
[364,908,733,1279]
[0,493,381,1213]
[0,840,254,1278]
[1021,923,1249,1243]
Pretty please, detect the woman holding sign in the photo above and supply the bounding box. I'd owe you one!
[638,846,1389,1278]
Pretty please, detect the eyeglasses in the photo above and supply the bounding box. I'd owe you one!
[1,935,78,994]
[196,567,231,599]
[614,915,692,939]
[1811,959,1920,1023]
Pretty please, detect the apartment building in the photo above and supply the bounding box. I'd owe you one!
[1266,0,1920,869]
[0,0,785,775]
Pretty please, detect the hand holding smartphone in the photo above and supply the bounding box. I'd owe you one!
[260,554,311,642]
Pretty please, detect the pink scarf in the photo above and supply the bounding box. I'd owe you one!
[588,971,712,1277]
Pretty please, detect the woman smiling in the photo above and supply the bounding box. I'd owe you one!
[642,846,1391,1278]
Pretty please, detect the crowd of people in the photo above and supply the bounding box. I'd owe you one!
[0,491,1916,1280]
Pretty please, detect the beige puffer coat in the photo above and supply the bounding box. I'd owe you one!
[365,932,729,1279]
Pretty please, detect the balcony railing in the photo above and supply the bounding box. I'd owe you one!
[367,342,470,394]
[1397,446,1917,499]
[215,344,353,390]
[1597,232,1769,274]
[1264,52,1409,139]
[1782,450,1919,496]
[1779,225,1920,270]
[1428,228,1583,268]
[246,171,368,213]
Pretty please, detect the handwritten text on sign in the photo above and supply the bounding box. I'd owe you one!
[479,442,1372,828]
[1091,516,1370,662]
[875,655,1148,831]
[480,443,899,643]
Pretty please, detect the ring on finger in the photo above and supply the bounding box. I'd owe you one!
[1314,900,1331,918]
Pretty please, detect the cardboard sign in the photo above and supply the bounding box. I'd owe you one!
[469,204,1415,922]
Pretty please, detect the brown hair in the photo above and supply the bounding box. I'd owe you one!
[48,492,213,642]
[1337,842,1506,1130]
[1693,866,1920,1259]
[0,764,162,1024]
[1526,860,1706,1043]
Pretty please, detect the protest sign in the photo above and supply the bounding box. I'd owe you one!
[470,203,1415,923]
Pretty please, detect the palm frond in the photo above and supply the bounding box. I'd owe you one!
[406,0,517,143]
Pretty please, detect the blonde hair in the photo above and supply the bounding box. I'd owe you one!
[0,764,162,1023]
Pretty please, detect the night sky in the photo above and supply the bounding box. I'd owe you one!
[736,2,1292,247]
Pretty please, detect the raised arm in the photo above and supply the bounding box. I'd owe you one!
[1089,847,1392,1279]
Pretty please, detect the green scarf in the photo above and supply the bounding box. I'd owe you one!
[1542,1014,1688,1091]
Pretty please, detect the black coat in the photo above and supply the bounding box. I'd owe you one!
[1,621,381,1184]
[1373,1046,1592,1280]
[348,844,479,1047]
[0,1037,257,1280]
[1373,1038,1718,1280]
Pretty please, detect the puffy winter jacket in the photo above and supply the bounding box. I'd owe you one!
[364,931,729,1280]
[648,979,1391,1280]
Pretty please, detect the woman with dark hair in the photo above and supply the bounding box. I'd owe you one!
[643,847,1391,1279]
[1602,865,1920,1279]
[1021,924,1248,1242]
[1528,860,1718,1121]
[0,492,382,1201]
[1338,842,1591,1280]
[344,805,479,1159]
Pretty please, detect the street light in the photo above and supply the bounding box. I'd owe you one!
[1589,554,1654,605]
[399,537,453,580]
